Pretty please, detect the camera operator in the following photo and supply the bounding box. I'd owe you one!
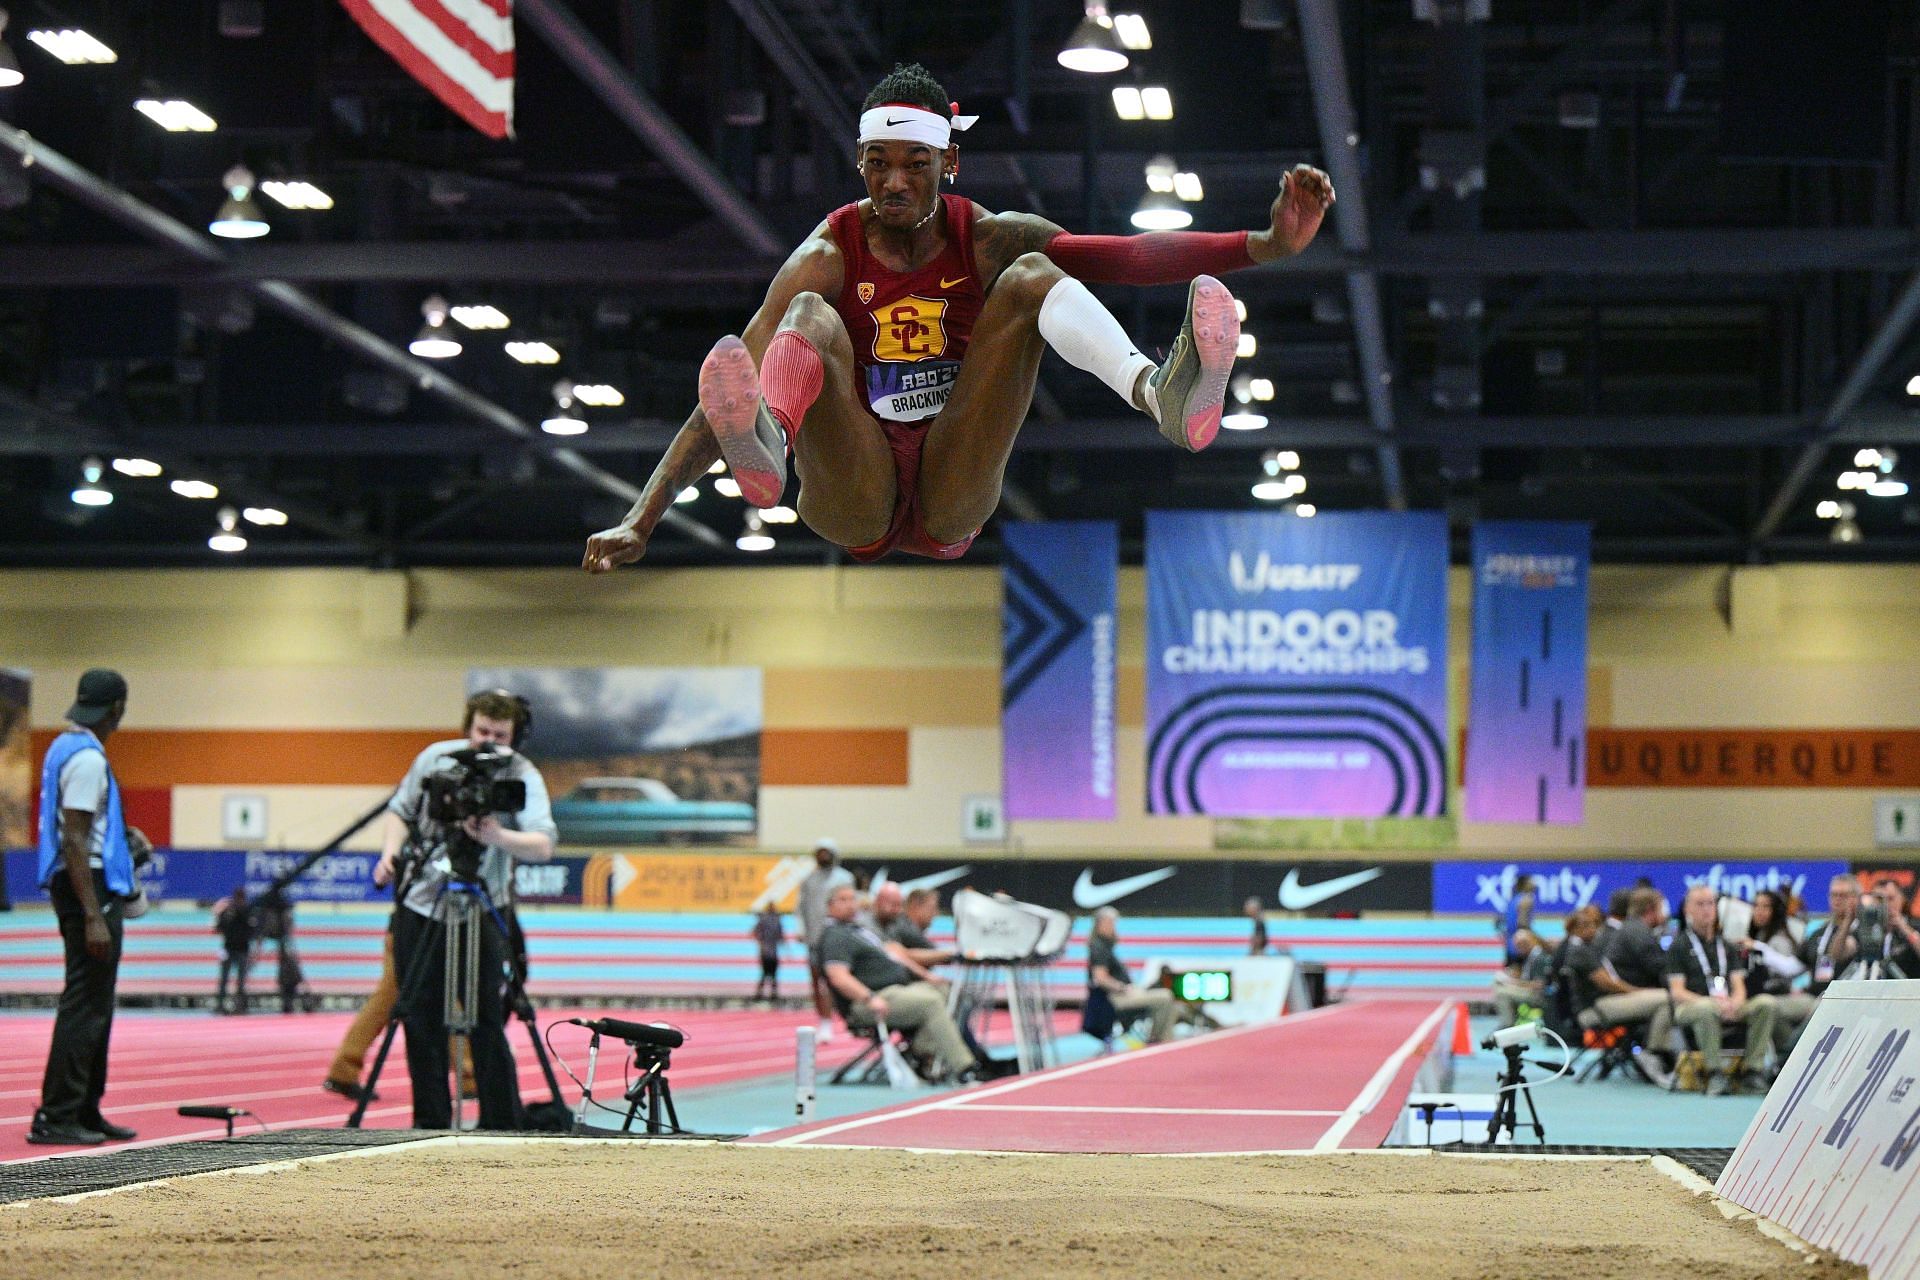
[370,691,556,1130]
[1798,873,1866,992]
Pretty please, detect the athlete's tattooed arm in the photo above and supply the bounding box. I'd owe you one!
[583,229,844,573]
[970,208,1067,286]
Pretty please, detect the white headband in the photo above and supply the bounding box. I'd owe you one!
[856,102,979,152]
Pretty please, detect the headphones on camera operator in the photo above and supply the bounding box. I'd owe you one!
[389,689,535,900]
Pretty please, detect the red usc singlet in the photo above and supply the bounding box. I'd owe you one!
[827,193,988,562]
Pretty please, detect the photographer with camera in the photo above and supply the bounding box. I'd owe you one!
[368,690,556,1130]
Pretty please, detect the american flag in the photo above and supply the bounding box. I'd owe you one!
[339,0,514,139]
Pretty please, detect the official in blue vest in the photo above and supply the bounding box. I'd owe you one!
[29,669,150,1147]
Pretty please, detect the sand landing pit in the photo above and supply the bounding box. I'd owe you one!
[0,1140,1862,1280]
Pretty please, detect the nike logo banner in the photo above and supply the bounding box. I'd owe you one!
[1002,522,1118,820]
[825,857,1432,915]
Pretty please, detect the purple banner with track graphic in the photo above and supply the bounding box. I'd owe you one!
[1002,522,1117,820]
[1145,511,1449,817]
[1465,522,1590,824]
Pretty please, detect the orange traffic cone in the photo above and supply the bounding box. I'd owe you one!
[1452,1003,1473,1055]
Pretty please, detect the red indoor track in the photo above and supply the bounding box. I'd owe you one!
[0,1008,860,1164]
[751,1000,1458,1156]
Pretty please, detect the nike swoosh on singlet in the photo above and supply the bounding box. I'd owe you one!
[940,275,969,289]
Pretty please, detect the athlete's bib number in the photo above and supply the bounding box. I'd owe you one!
[868,360,959,422]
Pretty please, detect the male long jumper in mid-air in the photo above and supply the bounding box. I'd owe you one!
[583,62,1332,570]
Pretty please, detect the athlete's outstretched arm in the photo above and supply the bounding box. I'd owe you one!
[582,232,844,573]
[1024,163,1335,286]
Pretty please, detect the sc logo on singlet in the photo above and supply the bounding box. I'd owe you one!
[870,295,949,362]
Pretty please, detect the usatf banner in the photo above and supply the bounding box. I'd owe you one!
[1002,522,1118,819]
[1144,511,1448,817]
[1465,521,1590,823]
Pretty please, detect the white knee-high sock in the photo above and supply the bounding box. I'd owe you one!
[1037,276,1159,417]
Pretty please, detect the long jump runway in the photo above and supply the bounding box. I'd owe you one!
[752,999,1458,1155]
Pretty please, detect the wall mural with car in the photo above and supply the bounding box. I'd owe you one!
[466,666,762,848]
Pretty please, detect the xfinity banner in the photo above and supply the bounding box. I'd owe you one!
[1434,858,1852,916]
[1465,521,1590,824]
[1145,510,1449,817]
[1002,521,1117,820]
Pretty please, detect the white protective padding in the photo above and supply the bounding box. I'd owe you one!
[1715,978,1920,1276]
[952,888,1072,961]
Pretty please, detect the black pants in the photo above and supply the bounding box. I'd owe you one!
[217,947,250,1012]
[40,874,124,1125]
[391,904,521,1130]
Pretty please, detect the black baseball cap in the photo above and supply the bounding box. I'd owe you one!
[67,668,128,726]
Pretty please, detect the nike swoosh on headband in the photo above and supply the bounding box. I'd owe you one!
[1276,867,1384,911]
[1073,866,1177,910]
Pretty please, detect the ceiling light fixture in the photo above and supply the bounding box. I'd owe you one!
[26,26,116,65]
[761,505,798,524]
[1249,378,1276,402]
[1295,502,1318,518]
[1173,171,1204,202]
[208,164,269,239]
[1111,86,1144,121]
[208,506,247,553]
[1868,478,1910,498]
[242,506,287,526]
[570,383,624,407]
[258,180,333,210]
[1261,449,1300,475]
[736,511,775,552]
[714,475,743,499]
[1237,332,1258,359]
[449,304,510,330]
[111,457,162,478]
[0,11,22,88]
[1111,12,1152,49]
[170,478,219,499]
[1130,190,1191,230]
[1222,396,1268,431]
[70,456,111,506]
[540,380,586,436]
[674,486,700,504]
[408,294,462,359]
[1058,2,1128,74]
[707,458,728,475]
[1140,87,1174,120]
[134,98,217,132]
[504,340,561,365]
[1144,154,1177,193]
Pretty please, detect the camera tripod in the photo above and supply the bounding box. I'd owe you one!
[348,842,564,1131]
[1486,1043,1547,1145]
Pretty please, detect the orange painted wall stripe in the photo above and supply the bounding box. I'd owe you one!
[29,727,911,788]
[761,728,909,785]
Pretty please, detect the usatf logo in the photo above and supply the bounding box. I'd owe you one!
[857,281,875,305]
[871,295,948,362]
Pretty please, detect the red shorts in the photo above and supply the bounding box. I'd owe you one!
[844,415,979,563]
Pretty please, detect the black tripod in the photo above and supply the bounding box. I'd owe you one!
[348,840,561,1131]
[618,1043,681,1136]
[1486,1043,1547,1145]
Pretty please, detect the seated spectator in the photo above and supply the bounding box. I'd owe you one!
[881,886,953,967]
[1668,885,1777,1094]
[1799,874,1864,991]
[818,885,1004,1081]
[1558,905,1668,1085]
[1742,889,1814,1056]
[1872,879,1919,979]
[1492,929,1551,1026]
[1087,907,1206,1044]
[1590,889,1681,1084]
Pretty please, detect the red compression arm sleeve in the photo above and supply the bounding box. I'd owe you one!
[1042,230,1255,285]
